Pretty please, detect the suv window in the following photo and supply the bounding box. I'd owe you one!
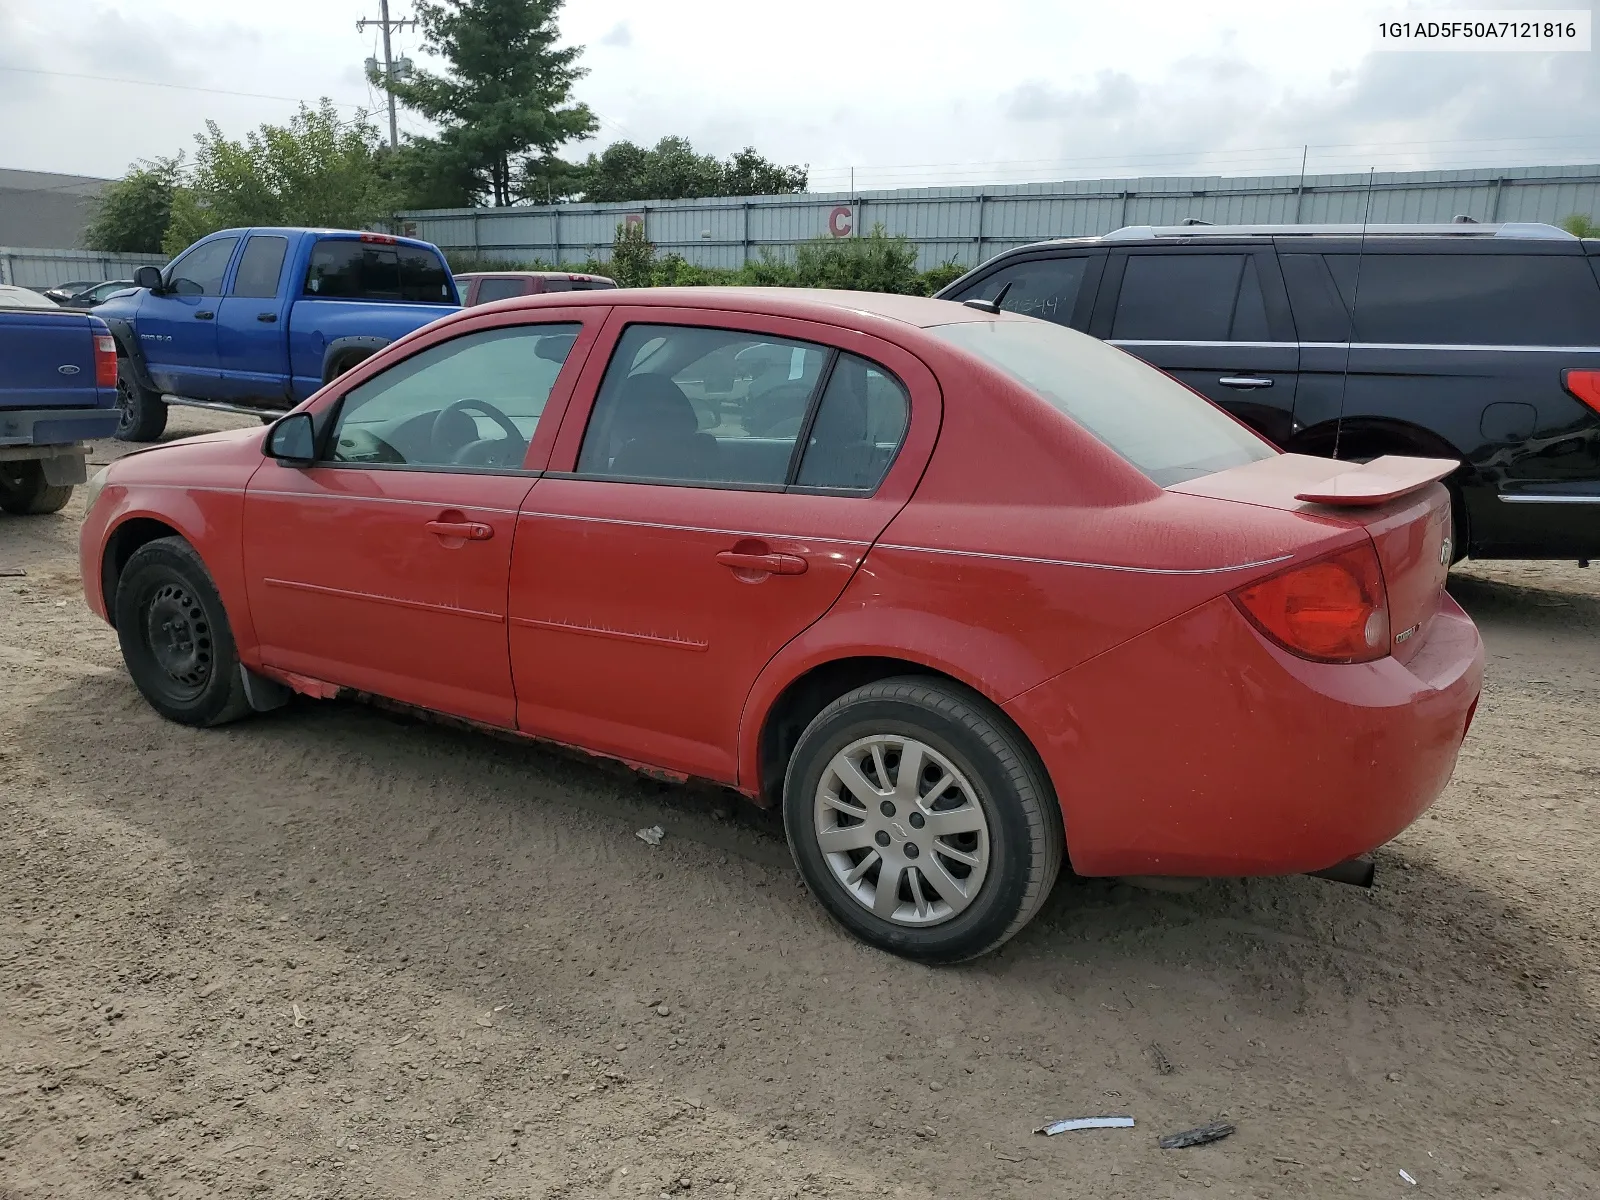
[950,257,1091,326]
[1314,252,1600,346]
[230,235,289,299]
[305,240,453,302]
[930,319,1275,486]
[473,277,527,304]
[327,324,578,469]
[578,324,832,486]
[1112,253,1270,342]
[165,237,239,297]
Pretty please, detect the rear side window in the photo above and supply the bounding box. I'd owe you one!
[1314,253,1600,346]
[794,354,909,492]
[930,319,1275,486]
[1112,253,1270,342]
[473,277,527,304]
[231,235,289,299]
[949,257,1091,326]
[567,279,616,291]
[305,240,453,302]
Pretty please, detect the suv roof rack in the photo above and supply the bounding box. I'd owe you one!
[1100,221,1576,242]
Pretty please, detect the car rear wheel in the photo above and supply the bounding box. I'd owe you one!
[0,461,73,515]
[116,360,168,442]
[783,677,1063,963]
[114,536,251,727]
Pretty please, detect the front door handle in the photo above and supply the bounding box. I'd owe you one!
[716,549,807,576]
[195,310,215,321]
[1218,375,1273,389]
[257,312,278,323]
[425,519,493,541]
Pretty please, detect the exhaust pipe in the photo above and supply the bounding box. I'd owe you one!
[1308,857,1375,888]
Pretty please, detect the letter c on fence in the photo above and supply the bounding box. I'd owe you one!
[828,205,854,238]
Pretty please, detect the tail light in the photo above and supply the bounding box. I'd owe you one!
[1564,369,1600,415]
[1232,542,1390,664]
[94,334,118,388]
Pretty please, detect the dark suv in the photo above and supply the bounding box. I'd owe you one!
[936,222,1600,561]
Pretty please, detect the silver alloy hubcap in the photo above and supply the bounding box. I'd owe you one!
[813,734,990,927]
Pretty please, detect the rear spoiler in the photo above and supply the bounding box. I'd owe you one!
[1293,456,1456,507]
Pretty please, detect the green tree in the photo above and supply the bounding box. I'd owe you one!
[386,0,596,207]
[1561,212,1599,238]
[608,220,656,288]
[84,155,185,254]
[577,136,807,203]
[790,225,922,293]
[161,101,396,254]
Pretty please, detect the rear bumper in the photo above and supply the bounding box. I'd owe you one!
[0,406,119,449]
[1004,593,1483,878]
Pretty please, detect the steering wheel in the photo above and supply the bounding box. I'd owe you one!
[429,398,527,466]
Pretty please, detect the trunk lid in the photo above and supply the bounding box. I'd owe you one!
[1171,454,1455,665]
[0,308,99,411]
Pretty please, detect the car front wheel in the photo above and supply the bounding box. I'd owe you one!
[783,677,1063,963]
[115,360,168,442]
[114,536,251,726]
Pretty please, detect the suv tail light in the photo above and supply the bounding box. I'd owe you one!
[1231,542,1390,664]
[94,334,118,388]
[1564,369,1600,415]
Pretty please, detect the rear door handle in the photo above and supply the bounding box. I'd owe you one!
[1218,375,1273,389]
[257,312,278,323]
[425,520,493,541]
[716,550,807,575]
[195,310,215,321]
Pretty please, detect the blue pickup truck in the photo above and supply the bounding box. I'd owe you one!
[96,227,460,440]
[0,299,119,514]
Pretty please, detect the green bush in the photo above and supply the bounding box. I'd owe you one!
[1561,213,1599,238]
[914,259,970,296]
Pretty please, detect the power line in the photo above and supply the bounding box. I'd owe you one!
[0,65,367,110]
[357,0,418,149]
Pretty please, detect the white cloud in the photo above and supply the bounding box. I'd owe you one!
[0,0,1594,189]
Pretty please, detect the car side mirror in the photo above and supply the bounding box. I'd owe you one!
[266,412,316,465]
[133,265,164,292]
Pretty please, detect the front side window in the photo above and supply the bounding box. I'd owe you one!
[165,237,239,297]
[1112,253,1270,342]
[327,324,579,469]
[576,324,909,491]
[931,318,1275,486]
[950,256,1092,327]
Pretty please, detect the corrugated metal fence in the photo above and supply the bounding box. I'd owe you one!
[396,163,1600,272]
[0,246,165,290]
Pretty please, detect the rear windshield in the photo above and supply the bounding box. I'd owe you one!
[930,319,1275,486]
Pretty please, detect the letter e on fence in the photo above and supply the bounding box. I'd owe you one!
[827,205,854,238]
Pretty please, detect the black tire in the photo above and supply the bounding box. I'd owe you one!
[114,536,251,727]
[0,460,73,515]
[783,677,1063,963]
[116,359,168,442]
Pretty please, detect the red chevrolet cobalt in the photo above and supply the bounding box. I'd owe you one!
[80,289,1483,962]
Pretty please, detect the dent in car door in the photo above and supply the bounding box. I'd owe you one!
[507,308,940,784]
[1095,247,1299,447]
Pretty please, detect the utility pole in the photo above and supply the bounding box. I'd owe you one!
[357,0,418,150]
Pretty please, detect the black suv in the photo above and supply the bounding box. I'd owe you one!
[936,222,1600,561]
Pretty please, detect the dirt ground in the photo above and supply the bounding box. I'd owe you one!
[2,410,1597,1199]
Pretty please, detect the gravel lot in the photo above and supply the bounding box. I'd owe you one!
[2,411,1598,1199]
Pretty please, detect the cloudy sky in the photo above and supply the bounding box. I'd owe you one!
[2,0,1596,189]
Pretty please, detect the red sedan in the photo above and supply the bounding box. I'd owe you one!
[79,288,1483,962]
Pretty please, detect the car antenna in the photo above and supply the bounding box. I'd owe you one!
[1333,167,1376,461]
[963,278,1016,314]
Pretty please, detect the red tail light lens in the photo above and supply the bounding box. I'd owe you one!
[94,334,118,388]
[1564,369,1600,415]
[1232,542,1390,663]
